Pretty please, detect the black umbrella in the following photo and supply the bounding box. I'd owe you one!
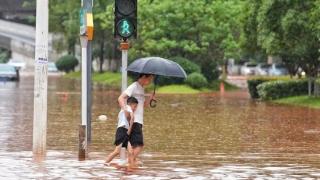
[127,57,187,107]
[127,57,187,78]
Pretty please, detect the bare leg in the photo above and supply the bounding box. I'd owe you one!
[127,142,134,167]
[132,146,143,165]
[105,145,121,163]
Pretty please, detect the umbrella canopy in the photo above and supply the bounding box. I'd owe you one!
[127,57,187,78]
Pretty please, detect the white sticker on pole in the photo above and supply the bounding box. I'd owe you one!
[35,45,48,64]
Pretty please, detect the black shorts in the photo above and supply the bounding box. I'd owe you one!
[129,123,144,147]
[114,127,129,148]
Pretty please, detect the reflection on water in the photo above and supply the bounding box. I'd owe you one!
[0,77,320,179]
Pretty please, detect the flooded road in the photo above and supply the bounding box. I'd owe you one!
[0,76,320,179]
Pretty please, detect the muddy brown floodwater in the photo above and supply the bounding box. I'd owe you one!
[0,76,320,179]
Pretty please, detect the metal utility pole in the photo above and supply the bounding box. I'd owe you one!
[33,0,48,156]
[120,41,129,92]
[114,0,137,91]
[79,35,88,159]
[79,0,94,160]
[114,0,137,164]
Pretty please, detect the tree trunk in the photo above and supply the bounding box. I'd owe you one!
[67,39,76,55]
[308,77,312,97]
[99,42,104,73]
[113,41,120,72]
[308,77,311,96]
[314,79,319,97]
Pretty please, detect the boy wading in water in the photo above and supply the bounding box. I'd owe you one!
[105,97,138,166]
[118,74,155,167]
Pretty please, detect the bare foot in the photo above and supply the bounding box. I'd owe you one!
[136,160,143,166]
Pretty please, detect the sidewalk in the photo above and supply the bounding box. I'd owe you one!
[225,75,248,89]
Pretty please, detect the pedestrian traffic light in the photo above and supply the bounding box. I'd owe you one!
[114,0,137,40]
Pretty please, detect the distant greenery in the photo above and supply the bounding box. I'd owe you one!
[172,57,201,75]
[129,0,243,81]
[23,0,320,85]
[247,76,295,99]
[65,71,238,94]
[157,85,201,94]
[92,71,133,87]
[0,48,9,63]
[157,57,201,86]
[248,78,274,99]
[185,72,208,89]
[274,96,320,109]
[242,0,320,95]
[257,80,308,100]
[65,71,133,87]
[64,71,81,79]
[55,55,79,73]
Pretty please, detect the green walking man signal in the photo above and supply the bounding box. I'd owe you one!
[114,0,137,40]
[121,20,130,34]
[117,19,134,38]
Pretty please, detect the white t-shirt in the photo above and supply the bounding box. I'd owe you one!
[117,105,133,129]
[124,82,145,125]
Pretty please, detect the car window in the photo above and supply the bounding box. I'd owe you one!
[9,59,23,63]
[276,64,285,68]
[261,64,271,68]
[0,65,15,71]
[246,64,257,67]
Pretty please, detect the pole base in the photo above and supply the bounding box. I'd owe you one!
[79,125,86,160]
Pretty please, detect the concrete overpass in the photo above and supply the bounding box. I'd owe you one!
[0,19,60,70]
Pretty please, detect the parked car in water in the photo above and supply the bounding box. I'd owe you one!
[7,59,26,70]
[241,62,257,75]
[269,63,288,76]
[48,62,58,72]
[0,64,19,81]
[256,63,271,76]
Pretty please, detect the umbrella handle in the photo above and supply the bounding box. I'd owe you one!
[150,99,157,108]
[150,75,158,108]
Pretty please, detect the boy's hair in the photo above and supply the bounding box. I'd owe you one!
[138,73,153,79]
[127,96,138,105]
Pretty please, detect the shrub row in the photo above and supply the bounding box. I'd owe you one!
[257,80,308,100]
[247,78,277,98]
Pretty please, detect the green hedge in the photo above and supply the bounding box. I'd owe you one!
[257,80,308,100]
[185,72,208,89]
[247,78,276,98]
[56,55,79,73]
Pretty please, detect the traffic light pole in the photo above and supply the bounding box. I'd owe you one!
[79,36,88,160]
[79,0,93,160]
[114,0,136,163]
[120,40,129,162]
[120,41,129,92]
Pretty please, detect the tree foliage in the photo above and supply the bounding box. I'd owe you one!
[49,0,80,55]
[41,0,320,84]
[127,0,243,81]
[0,48,9,63]
[255,0,320,78]
[240,0,267,62]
